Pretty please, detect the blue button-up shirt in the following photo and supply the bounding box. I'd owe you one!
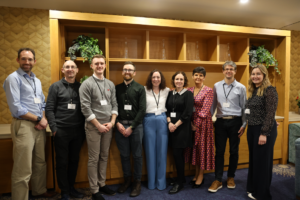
[3,68,45,119]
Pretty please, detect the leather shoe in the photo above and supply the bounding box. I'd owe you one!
[60,193,70,200]
[70,187,84,198]
[130,179,141,197]
[189,180,196,185]
[169,183,183,194]
[169,179,186,186]
[92,192,105,200]
[34,191,57,198]
[99,185,116,196]
[118,177,131,193]
[193,178,205,188]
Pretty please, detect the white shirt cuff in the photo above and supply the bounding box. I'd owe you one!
[112,110,118,116]
[86,114,96,122]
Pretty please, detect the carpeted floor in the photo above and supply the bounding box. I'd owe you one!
[0,164,296,200]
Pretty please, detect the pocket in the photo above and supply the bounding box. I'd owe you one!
[14,120,23,137]
[86,129,100,142]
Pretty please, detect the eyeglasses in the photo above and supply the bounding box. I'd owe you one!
[123,69,135,73]
[64,66,77,69]
[224,68,235,71]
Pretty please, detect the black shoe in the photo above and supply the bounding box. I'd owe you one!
[192,178,205,188]
[130,179,141,197]
[189,180,196,185]
[169,179,186,186]
[92,192,105,200]
[169,183,183,194]
[60,193,70,200]
[118,177,131,193]
[99,185,116,196]
[70,187,84,198]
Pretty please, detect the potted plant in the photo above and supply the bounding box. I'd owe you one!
[68,34,103,63]
[248,45,280,74]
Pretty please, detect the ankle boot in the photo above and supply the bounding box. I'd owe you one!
[117,177,131,193]
[130,179,141,197]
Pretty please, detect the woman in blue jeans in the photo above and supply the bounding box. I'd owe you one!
[143,69,170,190]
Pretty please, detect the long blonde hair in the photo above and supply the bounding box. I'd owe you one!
[248,64,271,98]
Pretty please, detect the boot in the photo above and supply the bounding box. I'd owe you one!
[130,179,141,197]
[117,177,131,193]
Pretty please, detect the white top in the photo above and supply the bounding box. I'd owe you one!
[145,86,170,113]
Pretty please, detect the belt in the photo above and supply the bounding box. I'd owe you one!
[119,120,133,125]
[221,116,238,119]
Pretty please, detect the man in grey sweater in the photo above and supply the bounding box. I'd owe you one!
[79,54,118,200]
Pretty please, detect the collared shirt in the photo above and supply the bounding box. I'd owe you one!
[3,68,45,118]
[115,80,146,129]
[173,88,187,95]
[145,86,169,113]
[211,79,247,127]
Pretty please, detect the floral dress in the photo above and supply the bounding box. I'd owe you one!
[184,86,215,170]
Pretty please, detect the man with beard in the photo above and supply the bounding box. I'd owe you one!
[208,61,247,193]
[45,60,85,200]
[79,54,118,200]
[3,48,56,200]
[115,61,146,197]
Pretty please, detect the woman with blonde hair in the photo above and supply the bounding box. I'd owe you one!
[245,64,278,200]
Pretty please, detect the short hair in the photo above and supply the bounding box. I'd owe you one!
[123,61,136,71]
[18,48,35,60]
[222,61,237,70]
[171,71,188,88]
[91,54,106,64]
[63,60,77,68]
[193,66,206,77]
[145,69,166,90]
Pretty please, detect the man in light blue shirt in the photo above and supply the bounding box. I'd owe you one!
[3,48,56,200]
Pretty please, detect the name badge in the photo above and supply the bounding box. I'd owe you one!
[193,107,196,112]
[170,112,176,118]
[223,102,230,108]
[124,105,132,110]
[68,104,76,109]
[155,111,162,116]
[100,100,108,105]
[34,98,41,104]
[245,109,250,114]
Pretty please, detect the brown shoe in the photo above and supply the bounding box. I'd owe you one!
[130,179,141,197]
[118,177,131,193]
[34,191,57,198]
[208,180,222,192]
[227,177,236,189]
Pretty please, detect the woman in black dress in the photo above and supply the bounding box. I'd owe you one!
[246,64,278,200]
[166,71,194,194]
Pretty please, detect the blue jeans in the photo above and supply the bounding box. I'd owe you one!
[115,123,143,180]
[143,113,168,190]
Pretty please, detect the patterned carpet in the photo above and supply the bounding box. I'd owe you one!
[0,164,296,200]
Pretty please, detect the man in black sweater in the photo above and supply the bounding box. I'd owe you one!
[45,60,85,200]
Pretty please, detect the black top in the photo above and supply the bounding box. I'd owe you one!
[45,78,85,133]
[115,80,146,129]
[245,85,278,136]
[166,89,194,148]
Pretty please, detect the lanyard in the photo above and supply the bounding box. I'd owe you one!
[223,84,234,102]
[24,76,36,97]
[152,90,160,109]
[67,83,75,104]
[193,85,204,97]
[93,76,105,100]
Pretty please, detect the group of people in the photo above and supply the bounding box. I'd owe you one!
[3,47,278,200]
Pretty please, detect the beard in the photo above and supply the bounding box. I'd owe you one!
[20,64,33,72]
[123,74,133,81]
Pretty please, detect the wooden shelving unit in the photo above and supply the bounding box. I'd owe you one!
[50,10,291,189]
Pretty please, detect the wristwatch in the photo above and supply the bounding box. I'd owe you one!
[37,116,42,123]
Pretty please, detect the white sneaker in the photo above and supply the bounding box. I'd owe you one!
[248,193,256,200]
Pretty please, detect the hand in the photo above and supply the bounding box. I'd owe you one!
[53,131,56,136]
[97,124,109,133]
[168,123,177,133]
[116,122,126,135]
[191,122,197,131]
[103,122,113,131]
[39,117,48,129]
[276,121,280,127]
[124,127,133,137]
[258,135,267,145]
[238,127,245,138]
[34,124,44,130]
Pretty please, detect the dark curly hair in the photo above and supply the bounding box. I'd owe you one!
[193,66,206,76]
[171,71,188,88]
[145,69,166,90]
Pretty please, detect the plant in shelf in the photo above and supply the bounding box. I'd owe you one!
[248,45,280,74]
[68,35,103,63]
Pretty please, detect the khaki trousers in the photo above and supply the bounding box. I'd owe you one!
[85,119,113,194]
[11,118,47,200]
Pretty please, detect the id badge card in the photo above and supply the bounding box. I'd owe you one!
[155,111,162,115]
[100,100,108,105]
[245,109,250,114]
[124,105,132,110]
[68,104,76,109]
[34,98,41,104]
[223,102,230,108]
[170,112,176,118]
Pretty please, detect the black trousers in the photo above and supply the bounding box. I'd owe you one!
[54,126,85,194]
[214,117,242,181]
[247,122,277,200]
[172,148,185,185]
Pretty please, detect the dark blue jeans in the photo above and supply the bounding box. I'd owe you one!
[115,124,143,180]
